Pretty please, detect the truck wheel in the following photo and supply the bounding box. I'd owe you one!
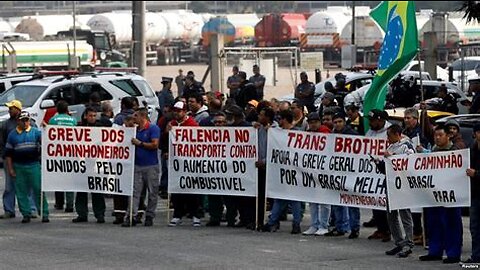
[168,48,175,65]
[174,49,180,64]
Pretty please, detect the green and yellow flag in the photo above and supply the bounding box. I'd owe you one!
[363,1,418,130]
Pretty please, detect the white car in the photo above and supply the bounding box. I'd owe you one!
[449,56,480,92]
[0,73,36,94]
[403,60,449,81]
[0,72,159,125]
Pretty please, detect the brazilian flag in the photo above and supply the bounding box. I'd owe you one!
[363,1,418,130]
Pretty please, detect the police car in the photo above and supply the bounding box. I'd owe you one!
[0,72,159,125]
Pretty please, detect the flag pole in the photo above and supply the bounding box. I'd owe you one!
[418,48,424,102]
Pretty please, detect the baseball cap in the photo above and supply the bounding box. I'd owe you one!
[173,101,187,111]
[368,109,388,120]
[214,91,225,99]
[5,100,22,111]
[247,100,258,108]
[161,77,173,84]
[18,111,30,120]
[333,112,346,120]
[445,119,460,130]
[306,112,321,122]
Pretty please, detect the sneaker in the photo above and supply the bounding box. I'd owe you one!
[72,217,88,223]
[31,212,38,219]
[419,254,443,261]
[169,218,182,227]
[314,228,329,236]
[385,246,403,256]
[462,258,479,264]
[291,224,301,234]
[302,226,318,235]
[21,216,31,223]
[0,212,15,219]
[193,217,201,227]
[144,217,153,227]
[261,223,280,232]
[348,230,360,239]
[41,217,50,223]
[398,248,413,258]
[443,257,460,264]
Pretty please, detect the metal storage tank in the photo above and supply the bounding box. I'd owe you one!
[226,14,260,28]
[201,16,236,46]
[340,16,384,47]
[15,15,90,40]
[304,10,351,47]
[255,13,307,47]
[87,12,168,44]
[0,20,13,33]
[174,11,204,43]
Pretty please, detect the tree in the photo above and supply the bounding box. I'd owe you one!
[458,1,480,23]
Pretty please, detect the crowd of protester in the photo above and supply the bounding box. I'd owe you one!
[0,64,479,265]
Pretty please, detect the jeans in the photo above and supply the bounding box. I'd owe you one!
[3,167,37,215]
[309,203,331,229]
[471,198,480,262]
[268,199,302,226]
[348,207,360,231]
[332,205,349,233]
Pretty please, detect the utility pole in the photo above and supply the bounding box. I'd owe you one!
[351,1,355,45]
[72,1,77,69]
[132,1,146,76]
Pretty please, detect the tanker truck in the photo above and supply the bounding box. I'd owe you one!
[0,39,96,72]
[87,11,205,65]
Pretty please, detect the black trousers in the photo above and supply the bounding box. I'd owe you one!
[172,194,201,219]
[373,209,389,233]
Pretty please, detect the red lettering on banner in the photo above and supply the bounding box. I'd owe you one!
[287,132,327,151]
[234,129,249,143]
[391,158,408,171]
[102,129,123,143]
[48,127,92,142]
[174,129,231,143]
[334,137,388,156]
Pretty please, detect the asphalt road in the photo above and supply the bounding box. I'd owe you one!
[0,169,473,269]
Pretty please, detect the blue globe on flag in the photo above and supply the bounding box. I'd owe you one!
[378,6,403,70]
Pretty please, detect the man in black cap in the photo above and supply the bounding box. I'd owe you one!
[365,109,392,242]
[224,105,254,229]
[436,85,458,114]
[295,72,316,113]
[157,77,175,112]
[182,75,205,99]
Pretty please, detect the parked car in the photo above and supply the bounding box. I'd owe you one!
[403,60,449,81]
[0,72,159,125]
[385,108,453,127]
[0,73,36,94]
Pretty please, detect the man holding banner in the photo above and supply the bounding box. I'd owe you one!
[466,123,480,264]
[5,111,49,223]
[122,108,160,227]
[383,124,415,258]
[262,110,303,234]
[419,125,462,264]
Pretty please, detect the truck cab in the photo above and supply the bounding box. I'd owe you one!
[56,29,126,67]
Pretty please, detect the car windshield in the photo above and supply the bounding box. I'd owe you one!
[0,85,47,107]
[132,80,155,98]
[450,59,480,71]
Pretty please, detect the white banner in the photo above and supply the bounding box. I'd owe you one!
[266,128,388,210]
[42,126,136,195]
[168,127,258,196]
[385,149,471,210]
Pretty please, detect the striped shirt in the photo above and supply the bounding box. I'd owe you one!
[5,126,41,164]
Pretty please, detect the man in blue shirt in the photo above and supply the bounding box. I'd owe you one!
[5,111,49,223]
[123,108,160,227]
